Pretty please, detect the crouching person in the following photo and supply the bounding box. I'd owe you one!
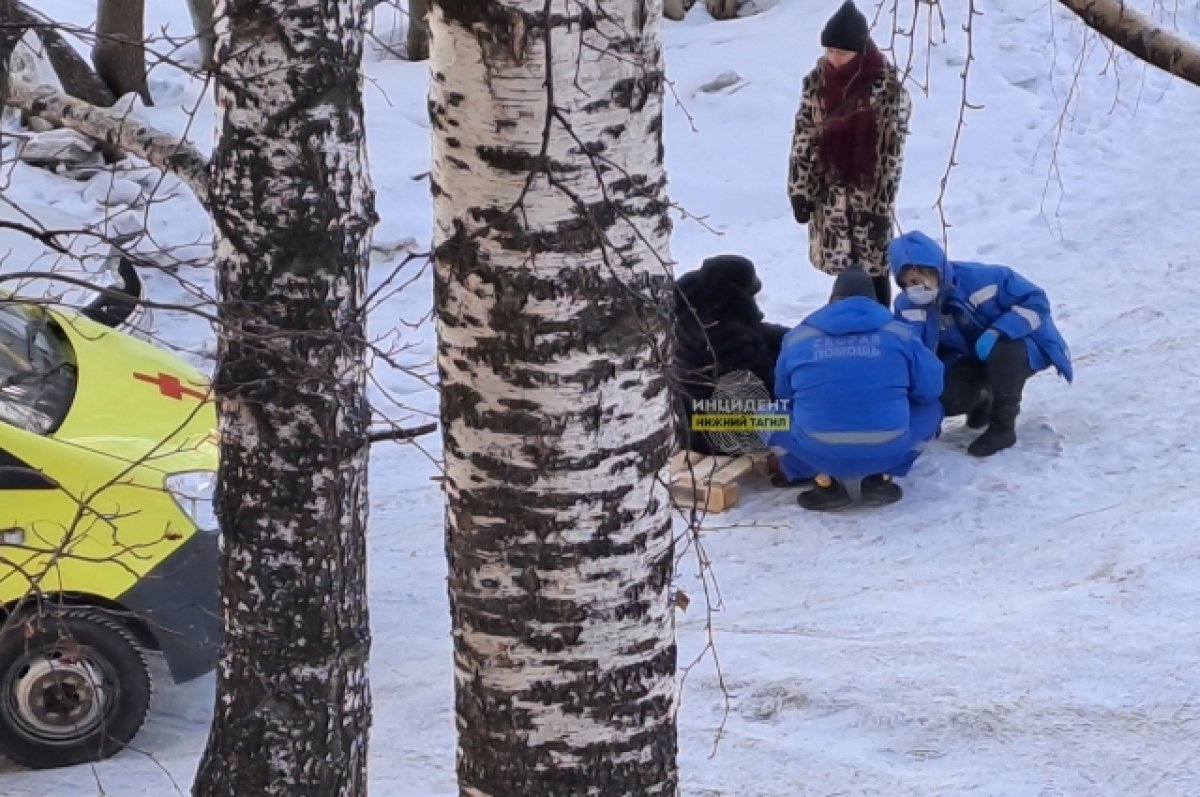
[769,265,944,511]
[889,231,1074,457]
[673,254,791,455]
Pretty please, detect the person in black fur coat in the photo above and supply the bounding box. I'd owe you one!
[672,254,791,455]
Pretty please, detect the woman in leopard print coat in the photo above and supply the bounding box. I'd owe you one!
[787,1,912,306]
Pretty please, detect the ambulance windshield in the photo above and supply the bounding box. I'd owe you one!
[0,301,77,435]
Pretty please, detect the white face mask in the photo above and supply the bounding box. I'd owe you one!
[905,284,939,306]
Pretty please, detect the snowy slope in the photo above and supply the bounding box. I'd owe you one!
[4,0,1200,795]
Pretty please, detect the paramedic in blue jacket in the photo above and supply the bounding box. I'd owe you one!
[770,265,944,511]
[889,230,1073,457]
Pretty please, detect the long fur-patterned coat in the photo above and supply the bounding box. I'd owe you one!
[787,59,912,278]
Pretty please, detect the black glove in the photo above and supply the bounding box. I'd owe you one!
[790,195,811,225]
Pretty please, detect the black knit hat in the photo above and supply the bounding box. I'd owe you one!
[830,264,875,301]
[820,1,870,53]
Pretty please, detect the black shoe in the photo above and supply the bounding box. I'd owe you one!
[967,424,1017,457]
[797,478,852,511]
[860,474,903,506]
[966,391,993,429]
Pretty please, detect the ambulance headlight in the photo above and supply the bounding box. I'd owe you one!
[166,471,218,533]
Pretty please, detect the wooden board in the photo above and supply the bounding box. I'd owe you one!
[671,479,739,512]
[748,449,774,478]
[668,449,775,513]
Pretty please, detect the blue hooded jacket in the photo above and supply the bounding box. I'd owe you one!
[774,296,944,465]
[889,231,1074,382]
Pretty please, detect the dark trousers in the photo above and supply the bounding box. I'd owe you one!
[872,275,891,308]
[770,399,942,481]
[942,339,1035,426]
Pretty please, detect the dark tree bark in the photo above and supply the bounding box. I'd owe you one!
[0,1,116,106]
[430,0,679,795]
[1057,0,1200,88]
[0,0,23,96]
[190,1,377,795]
[406,0,430,61]
[92,0,152,105]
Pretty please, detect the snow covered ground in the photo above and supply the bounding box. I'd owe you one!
[4,0,1200,794]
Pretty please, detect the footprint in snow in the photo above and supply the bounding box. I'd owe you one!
[736,680,812,723]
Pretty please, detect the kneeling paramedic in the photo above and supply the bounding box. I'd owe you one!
[769,265,944,511]
[890,230,1073,457]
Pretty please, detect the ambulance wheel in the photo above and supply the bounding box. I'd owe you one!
[0,608,152,769]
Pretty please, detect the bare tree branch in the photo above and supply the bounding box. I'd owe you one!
[1056,0,1200,87]
[367,422,436,443]
[933,0,983,245]
[0,219,75,253]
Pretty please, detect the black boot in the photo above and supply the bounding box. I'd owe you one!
[965,389,993,429]
[967,404,1017,457]
[968,339,1033,457]
[797,476,852,511]
[772,472,816,488]
[860,473,903,506]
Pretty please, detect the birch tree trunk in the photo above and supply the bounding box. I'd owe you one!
[663,0,694,22]
[704,0,739,21]
[430,1,679,794]
[93,0,152,104]
[191,1,376,795]
[187,0,217,70]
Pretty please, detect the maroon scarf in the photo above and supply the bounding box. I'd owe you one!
[818,41,886,189]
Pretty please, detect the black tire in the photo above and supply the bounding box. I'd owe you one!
[81,256,143,330]
[0,608,152,769]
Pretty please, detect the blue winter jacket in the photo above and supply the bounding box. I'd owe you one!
[774,297,945,464]
[889,231,1073,382]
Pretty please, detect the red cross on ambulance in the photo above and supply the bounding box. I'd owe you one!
[133,371,209,402]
